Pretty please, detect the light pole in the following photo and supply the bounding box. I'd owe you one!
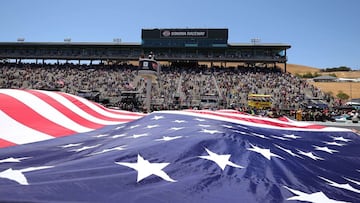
[251,38,261,45]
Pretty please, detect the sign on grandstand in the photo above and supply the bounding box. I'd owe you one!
[142,28,227,39]
[141,28,228,47]
[160,29,208,38]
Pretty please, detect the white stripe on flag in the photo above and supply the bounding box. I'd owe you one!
[64,92,144,120]
[35,90,126,125]
[0,89,93,133]
[0,110,53,144]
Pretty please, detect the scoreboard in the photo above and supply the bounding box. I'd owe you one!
[141,28,228,47]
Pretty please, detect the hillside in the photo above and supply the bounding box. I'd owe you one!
[279,64,360,99]
[278,64,320,75]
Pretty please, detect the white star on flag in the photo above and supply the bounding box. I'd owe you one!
[194,118,206,122]
[199,148,243,170]
[130,133,149,138]
[319,176,360,194]
[173,120,186,123]
[115,154,176,183]
[87,146,127,156]
[284,186,349,203]
[323,141,346,146]
[93,134,109,138]
[332,136,351,142]
[169,127,184,131]
[155,136,183,141]
[112,133,127,138]
[247,144,283,160]
[232,130,247,135]
[237,125,248,129]
[128,124,140,129]
[0,166,54,185]
[0,157,31,163]
[250,132,269,139]
[344,177,360,186]
[221,125,234,129]
[275,145,301,158]
[151,115,164,120]
[200,129,222,134]
[198,124,211,128]
[283,134,301,139]
[313,146,338,154]
[60,143,83,148]
[70,145,100,152]
[271,135,291,141]
[145,124,159,129]
[298,150,324,160]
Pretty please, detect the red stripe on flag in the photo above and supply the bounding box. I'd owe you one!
[187,110,326,129]
[93,102,145,117]
[0,138,16,148]
[0,93,76,136]
[57,92,135,122]
[28,90,104,129]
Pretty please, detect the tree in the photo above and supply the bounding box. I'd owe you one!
[336,91,349,100]
[321,66,352,72]
[300,72,320,78]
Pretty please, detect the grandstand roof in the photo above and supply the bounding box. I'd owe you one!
[0,42,290,48]
[228,43,291,48]
[0,42,140,46]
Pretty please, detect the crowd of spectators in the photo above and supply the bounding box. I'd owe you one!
[214,66,333,110]
[0,62,341,120]
[0,62,135,100]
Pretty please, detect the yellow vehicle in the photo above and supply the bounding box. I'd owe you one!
[247,94,272,109]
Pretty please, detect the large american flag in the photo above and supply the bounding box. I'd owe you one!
[0,89,359,202]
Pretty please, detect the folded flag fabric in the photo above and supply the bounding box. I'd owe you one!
[0,89,359,203]
[0,89,144,148]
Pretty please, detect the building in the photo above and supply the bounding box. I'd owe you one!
[0,28,291,71]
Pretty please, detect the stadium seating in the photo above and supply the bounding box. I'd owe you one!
[0,62,334,117]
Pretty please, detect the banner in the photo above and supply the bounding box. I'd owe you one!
[160,29,208,38]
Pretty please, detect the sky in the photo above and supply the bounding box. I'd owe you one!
[0,0,359,69]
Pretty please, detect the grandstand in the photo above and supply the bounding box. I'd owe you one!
[0,28,336,117]
[0,28,290,69]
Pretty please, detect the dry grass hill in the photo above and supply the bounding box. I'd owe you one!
[278,64,360,99]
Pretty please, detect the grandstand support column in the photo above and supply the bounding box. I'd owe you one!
[145,78,152,113]
[138,53,159,113]
[284,49,288,72]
